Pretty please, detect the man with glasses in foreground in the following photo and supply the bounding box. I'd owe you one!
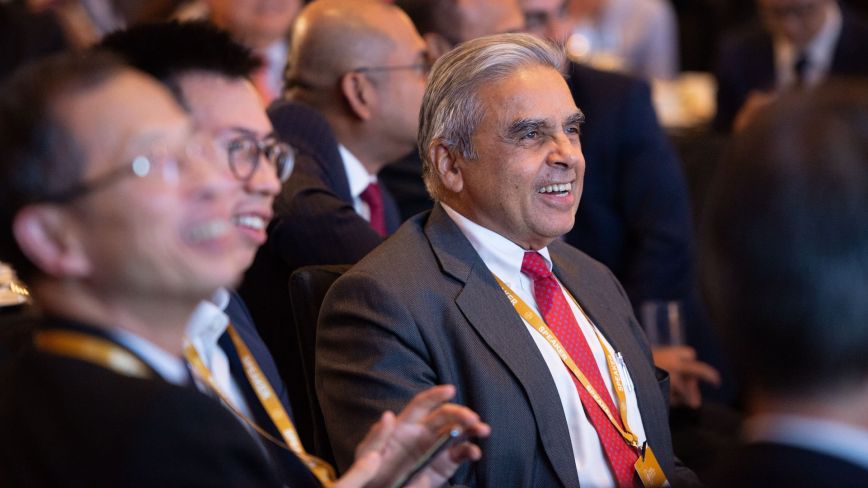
[0,51,283,486]
[97,21,487,487]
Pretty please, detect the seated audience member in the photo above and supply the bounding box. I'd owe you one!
[703,79,868,486]
[239,0,427,406]
[0,51,281,486]
[97,21,489,487]
[176,0,302,105]
[316,33,698,488]
[566,0,680,80]
[384,0,724,408]
[714,0,868,132]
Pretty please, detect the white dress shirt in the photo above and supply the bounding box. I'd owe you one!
[338,144,379,222]
[185,287,254,418]
[111,329,189,386]
[443,204,648,488]
[774,1,842,89]
[746,413,868,471]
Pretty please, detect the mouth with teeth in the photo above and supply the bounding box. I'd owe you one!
[233,213,270,245]
[537,182,572,196]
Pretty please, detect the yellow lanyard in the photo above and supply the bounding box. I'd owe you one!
[184,324,336,487]
[494,276,640,447]
[34,329,152,379]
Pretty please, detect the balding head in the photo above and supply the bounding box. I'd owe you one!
[284,0,429,171]
[286,0,407,94]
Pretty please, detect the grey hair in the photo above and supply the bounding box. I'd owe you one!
[418,33,565,200]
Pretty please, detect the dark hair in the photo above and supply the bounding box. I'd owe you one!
[97,20,261,105]
[395,0,461,45]
[0,51,127,281]
[701,78,868,400]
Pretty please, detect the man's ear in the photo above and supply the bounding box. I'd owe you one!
[423,32,453,61]
[339,71,377,121]
[12,206,91,279]
[430,142,464,193]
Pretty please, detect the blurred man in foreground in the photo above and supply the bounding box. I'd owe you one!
[0,51,279,486]
[704,79,868,486]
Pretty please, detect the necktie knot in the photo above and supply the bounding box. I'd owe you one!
[360,182,387,237]
[521,251,552,281]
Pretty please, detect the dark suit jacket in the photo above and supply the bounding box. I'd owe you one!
[222,291,320,488]
[710,441,868,487]
[0,317,280,487]
[239,100,400,449]
[315,205,696,487]
[714,10,868,132]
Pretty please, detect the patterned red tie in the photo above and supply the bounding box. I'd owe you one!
[521,251,638,487]
[360,182,387,237]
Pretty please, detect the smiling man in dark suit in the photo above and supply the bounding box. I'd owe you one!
[316,33,697,488]
[95,21,489,488]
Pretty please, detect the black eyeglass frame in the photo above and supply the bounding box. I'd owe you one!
[225,131,295,183]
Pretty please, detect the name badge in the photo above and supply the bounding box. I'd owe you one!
[635,443,668,488]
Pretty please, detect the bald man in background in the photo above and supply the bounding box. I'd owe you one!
[238,0,431,430]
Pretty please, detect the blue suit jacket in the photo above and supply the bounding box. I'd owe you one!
[714,10,868,132]
[222,291,320,487]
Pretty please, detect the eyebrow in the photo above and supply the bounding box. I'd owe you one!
[505,111,586,139]
[505,118,549,139]
[564,111,585,127]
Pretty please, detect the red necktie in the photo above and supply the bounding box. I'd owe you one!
[521,251,638,488]
[360,182,387,237]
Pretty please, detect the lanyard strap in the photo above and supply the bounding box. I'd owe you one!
[34,329,152,379]
[184,324,336,487]
[494,276,639,447]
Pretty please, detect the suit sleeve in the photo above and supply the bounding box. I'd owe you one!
[315,269,437,472]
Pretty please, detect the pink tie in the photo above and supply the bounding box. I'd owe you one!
[521,251,638,487]
[360,183,387,237]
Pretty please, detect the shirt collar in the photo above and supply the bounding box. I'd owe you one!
[109,328,190,386]
[185,288,232,369]
[338,144,377,199]
[441,203,552,285]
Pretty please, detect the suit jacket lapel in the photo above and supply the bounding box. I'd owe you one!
[425,205,580,488]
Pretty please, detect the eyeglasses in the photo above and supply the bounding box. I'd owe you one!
[38,133,220,203]
[225,131,295,183]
